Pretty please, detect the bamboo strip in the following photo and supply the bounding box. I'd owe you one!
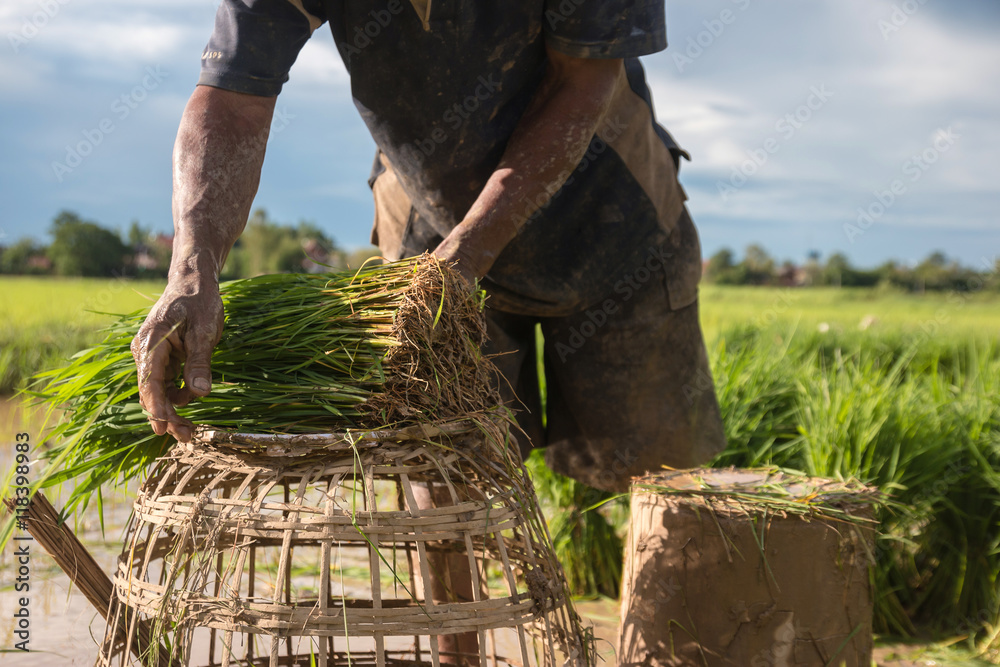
[2,492,174,667]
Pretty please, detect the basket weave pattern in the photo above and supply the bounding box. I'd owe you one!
[96,418,588,667]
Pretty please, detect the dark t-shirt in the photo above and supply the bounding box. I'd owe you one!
[199,0,697,315]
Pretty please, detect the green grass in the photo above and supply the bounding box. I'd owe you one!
[0,276,164,394]
[698,284,1000,342]
[712,325,1000,652]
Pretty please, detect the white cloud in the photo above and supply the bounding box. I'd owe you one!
[2,0,997,260]
[290,36,350,88]
[46,21,187,62]
[859,8,1000,106]
[640,0,1000,249]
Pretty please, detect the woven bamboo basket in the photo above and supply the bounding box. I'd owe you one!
[95,416,590,667]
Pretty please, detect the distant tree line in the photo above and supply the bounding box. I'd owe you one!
[704,245,1000,292]
[3,211,995,292]
[0,209,380,279]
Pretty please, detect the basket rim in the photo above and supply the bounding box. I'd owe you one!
[191,415,504,458]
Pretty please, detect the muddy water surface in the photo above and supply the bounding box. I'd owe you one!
[1,396,136,663]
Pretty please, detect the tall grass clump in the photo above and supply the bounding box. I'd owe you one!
[710,324,1000,658]
[524,449,626,599]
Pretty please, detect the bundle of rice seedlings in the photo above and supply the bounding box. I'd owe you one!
[22,255,501,518]
[632,467,886,525]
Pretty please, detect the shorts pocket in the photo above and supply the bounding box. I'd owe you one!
[662,206,702,311]
[370,156,414,261]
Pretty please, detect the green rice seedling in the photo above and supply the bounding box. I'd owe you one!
[706,324,803,469]
[14,256,498,523]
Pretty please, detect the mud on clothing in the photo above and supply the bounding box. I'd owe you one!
[198,0,727,490]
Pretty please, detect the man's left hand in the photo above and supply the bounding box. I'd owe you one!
[431,47,621,290]
[433,222,495,287]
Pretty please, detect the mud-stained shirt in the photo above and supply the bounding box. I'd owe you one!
[199,0,700,316]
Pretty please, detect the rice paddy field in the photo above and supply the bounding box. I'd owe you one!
[1,276,999,665]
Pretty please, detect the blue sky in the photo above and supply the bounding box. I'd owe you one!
[1,0,998,269]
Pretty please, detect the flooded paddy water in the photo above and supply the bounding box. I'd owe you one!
[0,396,136,664]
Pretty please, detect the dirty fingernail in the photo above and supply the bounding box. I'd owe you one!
[193,378,210,392]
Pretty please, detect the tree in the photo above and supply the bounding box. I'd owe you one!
[704,248,735,282]
[47,210,128,277]
[913,250,955,291]
[822,252,851,287]
[803,250,822,285]
[345,246,382,270]
[741,244,775,285]
[822,252,879,287]
[703,248,748,284]
[222,209,342,278]
[0,238,48,274]
[127,220,151,248]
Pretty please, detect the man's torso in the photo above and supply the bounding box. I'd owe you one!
[200,0,697,314]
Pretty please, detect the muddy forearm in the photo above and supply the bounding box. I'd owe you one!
[129,86,276,442]
[435,50,622,280]
[170,86,277,282]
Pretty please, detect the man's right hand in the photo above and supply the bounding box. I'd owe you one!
[131,273,224,442]
[134,86,276,440]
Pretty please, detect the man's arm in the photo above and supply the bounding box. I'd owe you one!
[434,47,622,281]
[131,86,276,442]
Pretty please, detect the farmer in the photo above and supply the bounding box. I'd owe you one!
[131,0,727,656]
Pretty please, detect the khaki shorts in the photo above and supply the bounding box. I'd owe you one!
[482,208,726,492]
